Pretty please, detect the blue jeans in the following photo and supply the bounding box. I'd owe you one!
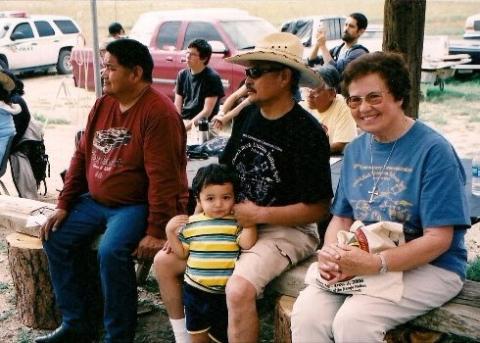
[43,194,147,342]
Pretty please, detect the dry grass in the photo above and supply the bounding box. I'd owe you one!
[3,0,479,42]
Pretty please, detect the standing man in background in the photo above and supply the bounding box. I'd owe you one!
[175,39,225,131]
[307,13,369,75]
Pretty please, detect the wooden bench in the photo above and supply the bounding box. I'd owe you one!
[269,255,480,342]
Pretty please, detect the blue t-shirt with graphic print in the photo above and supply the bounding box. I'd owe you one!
[332,121,470,279]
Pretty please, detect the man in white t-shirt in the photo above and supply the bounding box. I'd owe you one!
[303,65,357,154]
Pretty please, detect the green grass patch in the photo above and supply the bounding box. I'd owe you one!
[34,113,70,125]
[0,309,13,322]
[0,282,10,292]
[142,275,159,293]
[467,256,480,282]
[15,328,32,343]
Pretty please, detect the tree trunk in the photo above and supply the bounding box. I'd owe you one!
[383,0,426,119]
[6,232,61,329]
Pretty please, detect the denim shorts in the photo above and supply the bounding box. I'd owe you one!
[183,283,228,343]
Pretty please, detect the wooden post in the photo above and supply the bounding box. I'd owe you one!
[6,232,60,329]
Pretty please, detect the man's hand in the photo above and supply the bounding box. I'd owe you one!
[211,113,226,130]
[233,200,262,228]
[40,209,68,241]
[134,235,167,260]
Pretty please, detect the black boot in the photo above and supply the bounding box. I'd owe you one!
[35,325,90,343]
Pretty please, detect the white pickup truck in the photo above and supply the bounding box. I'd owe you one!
[0,13,82,74]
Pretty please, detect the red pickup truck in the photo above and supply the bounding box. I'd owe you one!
[70,8,276,99]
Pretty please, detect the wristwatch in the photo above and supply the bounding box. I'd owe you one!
[376,253,388,274]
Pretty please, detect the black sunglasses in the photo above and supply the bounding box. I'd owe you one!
[245,66,285,79]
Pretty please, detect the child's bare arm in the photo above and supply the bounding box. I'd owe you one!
[238,225,258,250]
[165,215,189,259]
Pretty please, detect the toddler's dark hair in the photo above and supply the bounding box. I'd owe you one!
[192,163,238,199]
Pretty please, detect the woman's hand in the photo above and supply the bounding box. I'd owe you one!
[316,243,342,282]
[318,243,380,283]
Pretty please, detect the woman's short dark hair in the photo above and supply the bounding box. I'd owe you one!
[192,163,238,199]
[341,51,411,111]
[188,39,213,65]
[106,39,153,83]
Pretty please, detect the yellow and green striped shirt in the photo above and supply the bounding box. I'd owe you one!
[179,213,240,293]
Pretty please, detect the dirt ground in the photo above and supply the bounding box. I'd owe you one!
[0,73,479,342]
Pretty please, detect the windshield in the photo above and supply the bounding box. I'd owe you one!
[220,19,276,50]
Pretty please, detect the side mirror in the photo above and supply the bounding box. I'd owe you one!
[10,32,26,41]
[209,40,228,54]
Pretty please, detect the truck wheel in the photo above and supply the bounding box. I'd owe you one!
[0,59,7,71]
[57,50,72,74]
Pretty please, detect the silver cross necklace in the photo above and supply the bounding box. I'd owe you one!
[368,135,397,203]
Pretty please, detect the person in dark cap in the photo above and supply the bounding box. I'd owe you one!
[304,65,357,154]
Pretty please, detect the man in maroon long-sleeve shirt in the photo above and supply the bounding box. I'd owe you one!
[36,39,188,343]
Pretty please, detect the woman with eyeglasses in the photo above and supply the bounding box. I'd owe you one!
[291,52,470,342]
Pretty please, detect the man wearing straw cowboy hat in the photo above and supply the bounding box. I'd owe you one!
[154,32,333,342]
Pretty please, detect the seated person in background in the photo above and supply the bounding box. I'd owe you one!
[211,83,250,132]
[307,13,369,76]
[175,39,225,131]
[3,70,43,199]
[0,71,21,163]
[291,52,470,342]
[303,65,357,155]
[166,163,257,343]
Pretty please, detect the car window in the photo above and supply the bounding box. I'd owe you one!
[156,21,181,50]
[12,22,34,39]
[34,21,55,37]
[53,20,79,34]
[183,21,223,49]
[220,20,276,50]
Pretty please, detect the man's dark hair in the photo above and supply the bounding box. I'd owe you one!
[108,22,124,36]
[341,51,411,111]
[106,39,153,83]
[188,39,213,65]
[350,13,368,31]
[192,163,238,199]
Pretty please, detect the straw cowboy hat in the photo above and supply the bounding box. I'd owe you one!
[0,71,15,93]
[226,32,323,88]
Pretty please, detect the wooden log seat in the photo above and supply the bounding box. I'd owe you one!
[271,256,480,342]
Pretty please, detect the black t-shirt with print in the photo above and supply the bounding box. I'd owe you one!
[220,103,332,206]
[176,66,225,120]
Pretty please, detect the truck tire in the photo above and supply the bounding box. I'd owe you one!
[56,49,72,74]
[0,58,7,71]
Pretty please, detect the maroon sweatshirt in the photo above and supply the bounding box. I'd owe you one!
[58,87,189,239]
